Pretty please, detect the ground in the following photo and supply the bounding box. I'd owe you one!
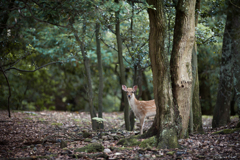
[0,110,239,159]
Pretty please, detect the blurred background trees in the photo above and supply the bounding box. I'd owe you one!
[0,0,239,128]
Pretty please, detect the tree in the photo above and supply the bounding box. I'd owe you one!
[115,0,130,131]
[170,0,196,138]
[96,22,104,129]
[212,0,240,128]
[145,0,196,148]
[191,0,204,133]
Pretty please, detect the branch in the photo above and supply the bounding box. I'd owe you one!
[229,0,240,9]
[19,2,69,28]
[4,61,62,72]
[100,38,118,52]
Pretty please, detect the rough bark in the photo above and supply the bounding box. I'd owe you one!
[191,0,204,134]
[212,1,240,128]
[115,0,130,131]
[192,43,204,133]
[146,0,180,149]
[96,22,104,129]
[231,0,240,127]
[170,0,196,138]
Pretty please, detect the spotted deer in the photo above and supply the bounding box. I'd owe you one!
[122,85,156,134]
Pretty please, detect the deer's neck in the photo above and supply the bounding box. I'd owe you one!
[128,94,138,109]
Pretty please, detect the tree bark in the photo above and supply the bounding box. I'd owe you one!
[170,0,196,138]
[96,22,104,129]
[192,43,204,133]
[191,0,204,134]
[230,0,240,128]
[146,0,180,149]
[71,19,98,130]
[115,0,130,131]
[212,1,240,128]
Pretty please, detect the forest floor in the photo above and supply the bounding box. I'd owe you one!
[0,110,239,160]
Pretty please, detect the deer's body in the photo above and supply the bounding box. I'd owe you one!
[122,85,156,134]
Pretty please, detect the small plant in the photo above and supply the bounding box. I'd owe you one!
[51,123,63,126]
[92,117,107,123]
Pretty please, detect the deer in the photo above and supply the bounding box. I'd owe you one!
[122,85,156,134]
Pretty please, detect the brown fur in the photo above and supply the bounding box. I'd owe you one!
[122,85,156,134]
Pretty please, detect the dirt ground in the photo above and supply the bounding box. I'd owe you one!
[0,110,239,159]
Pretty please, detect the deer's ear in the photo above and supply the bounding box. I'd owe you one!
[122,85,128,91]
[133,85,138,92]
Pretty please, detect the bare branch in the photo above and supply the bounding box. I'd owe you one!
[100,38,118,52]
[4,61,62,72]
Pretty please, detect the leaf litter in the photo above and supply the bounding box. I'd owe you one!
[0,110,239,159]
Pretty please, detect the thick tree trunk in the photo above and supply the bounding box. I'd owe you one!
[146,0,180,149]
[170,0,196,138]
[96,22,104,129]
[115,0,130,131]
[192,43,204,133]
[231,0,240,128]
[212,1,240,128]
[191,0,204,134]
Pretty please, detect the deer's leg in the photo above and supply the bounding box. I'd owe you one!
[139,117,145,134]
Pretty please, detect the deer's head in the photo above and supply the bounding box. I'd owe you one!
[122,85,137,99]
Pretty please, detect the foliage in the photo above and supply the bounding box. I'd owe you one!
[0,0,228,117]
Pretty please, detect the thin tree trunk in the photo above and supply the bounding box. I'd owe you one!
[115,0,130,131]
[199,75,212,115]
[71,19,98,130]
[142,72,152,100]
[146,0,179,149]
[170,0,196,138]
[96,22,104,129]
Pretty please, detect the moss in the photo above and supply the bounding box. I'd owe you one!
[51,123,63,126]
[75,143,104,153]
[83,132,91,138]
[139,136,157,148]
[157,128,179,149]
[117,135,141,146]
[212,128,240,134]
[84,138,92,142]
[166,151,175,155]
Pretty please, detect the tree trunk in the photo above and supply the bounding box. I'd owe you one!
[71,20,98,130]
[146,0,180,149]
[191,0,204,134]
[142,72,152,101]
[212,1,240,128]
[199,75,212,115]
[96,22,104,129]
[192,43,204,133]
[115,0,130,131]
[170,0,196,138]
[231,0,240,128]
